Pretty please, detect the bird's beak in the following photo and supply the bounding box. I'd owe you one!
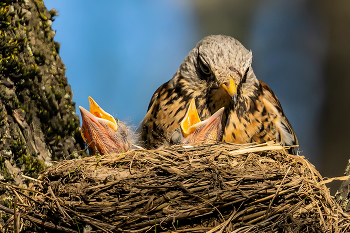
[221,77,237,104]
[79,106,126,155]
[88,96,118,131]
[186,107,224,143]
[180,98,201,137]
[180,98,224,143]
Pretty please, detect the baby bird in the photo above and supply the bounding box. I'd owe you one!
[80,97,130,155]
[171,99,224,145]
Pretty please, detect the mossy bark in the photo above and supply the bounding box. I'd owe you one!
[0,0,85,188]
[336,161,350,212]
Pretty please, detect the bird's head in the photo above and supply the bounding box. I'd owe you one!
[79,97,129,155]
[170,98,224,145]
[180,35,257,105]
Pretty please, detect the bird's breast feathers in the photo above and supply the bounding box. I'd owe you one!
[222,80,297,146]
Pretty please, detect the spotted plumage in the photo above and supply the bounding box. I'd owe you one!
[140,35,298,153]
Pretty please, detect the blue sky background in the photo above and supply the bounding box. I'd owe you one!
[44,0,199,128]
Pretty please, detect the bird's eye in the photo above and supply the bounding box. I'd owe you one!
[198,56,211,75]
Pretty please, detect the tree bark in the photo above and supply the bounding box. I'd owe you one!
[336,161,350,211]
[0,0,85,187]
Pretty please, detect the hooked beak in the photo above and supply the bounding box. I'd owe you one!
[221,77,237,104]
[180,98,224,144]
[79,106,128,155]
[88,96,118,131]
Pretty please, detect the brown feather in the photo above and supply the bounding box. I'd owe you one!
[139,35,298,153]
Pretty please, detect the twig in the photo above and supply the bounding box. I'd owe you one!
[21,174,42,183]
[0,203,77,233]
[320,175,350,185]
[152,152,178,166]
[247,204,291,224]
[265,166,291,218]
[3,215,14,230]
[129,152,138,175]
[229,144,283,156]
[249,187,296,205]
[18,213,22,232]
[0,180,54,201]
[9,187,24,204]
[206,209,237,233]
[48,186,72,221]
[14,197,19,233]
[313,197,326,230]
[132,144,145,150]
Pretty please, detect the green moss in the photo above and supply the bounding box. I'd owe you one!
[2,196,13,208]
[1,196,14,221]
[10,138,46,178]
[11,139,25,159]
[55,41,61,53]
[18,154,46,178]
[0,0,86,173]
[38,108,49,122]
[0,157,12,181]
[48,9,58,19]
[1,213,10,222]
[0,106,6,126]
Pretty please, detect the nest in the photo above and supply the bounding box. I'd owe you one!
[2,143,350,232]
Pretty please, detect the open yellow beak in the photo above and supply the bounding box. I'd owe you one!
[88,96,118,131]
[180,99,201,137]
[221,77,237,103]
[192,107,224,143]
[180,98,224,143]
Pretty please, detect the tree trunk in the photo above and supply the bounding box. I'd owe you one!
[336,161,350,211]
[0,0,85,188]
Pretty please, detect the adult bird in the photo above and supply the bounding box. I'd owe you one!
[140,35,298,153]
[80,97,130,155]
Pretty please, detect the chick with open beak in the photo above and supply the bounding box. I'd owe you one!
[171,99,224,145]
[80,97,130,155]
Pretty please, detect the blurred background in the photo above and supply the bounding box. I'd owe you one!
[44,0,350,192]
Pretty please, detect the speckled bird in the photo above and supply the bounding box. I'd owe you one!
[80,97,130,155]
[139,35,298,153]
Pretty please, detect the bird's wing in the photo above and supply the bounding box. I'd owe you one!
[147,81,169,111]
[138,81,170,148]
[260,81,298,147]
[259,81,282,110]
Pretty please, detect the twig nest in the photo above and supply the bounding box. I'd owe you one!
[23,143,350,232]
